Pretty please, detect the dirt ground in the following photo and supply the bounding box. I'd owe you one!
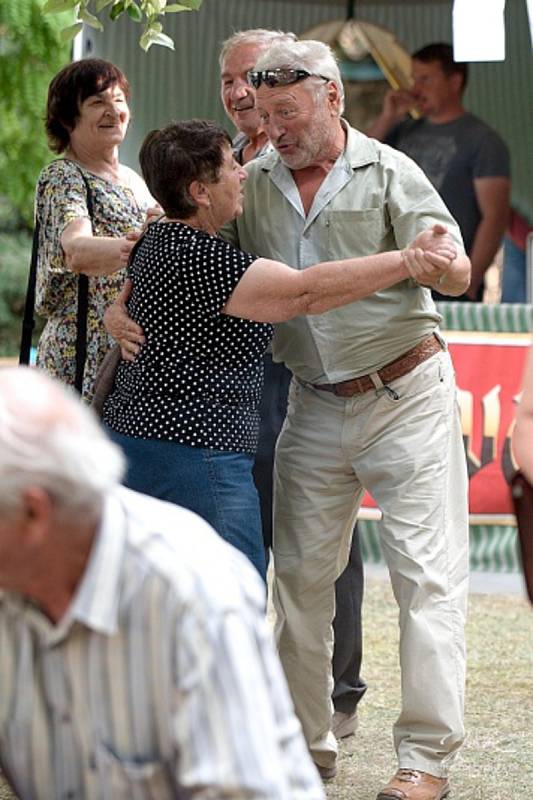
[327,579,532,800]
[1,577,531,799]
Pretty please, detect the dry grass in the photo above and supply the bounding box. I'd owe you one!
[328,580,533,800]
[1,579,531,799]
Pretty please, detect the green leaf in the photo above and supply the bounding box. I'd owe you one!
[149,30,174,48]
[139,27,153,50]
[109,0,125,19]
[95,0,115,11]
[164,4,192,11]
[172,0,202,8]
[42,0,79,14]
[60,21,83,39]
[139,26,174,50]
[79,7,104,28]
[126,2,142,20]
[147,0,166,13]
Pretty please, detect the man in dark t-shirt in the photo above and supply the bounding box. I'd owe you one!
[368,42,510,301]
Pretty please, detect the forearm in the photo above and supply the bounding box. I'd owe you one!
[103,279,145,360]
[299,251,408,315]
[432,254,472,297]
[224,251,409,322]
[513,348,533,484]
[64,235,128,276]
[467,217,507,295]
[514,415,533,485]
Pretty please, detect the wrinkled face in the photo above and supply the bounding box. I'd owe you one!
[205,143,248,227]
[70,83,130,150]
[411,59,459,118]
[220,42,264,137]
[256,78,335,170]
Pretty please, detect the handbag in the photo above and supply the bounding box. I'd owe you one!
[511,470,533,604]
[19,160,93,394]
[91,342,121,418]
[90,227,151,417]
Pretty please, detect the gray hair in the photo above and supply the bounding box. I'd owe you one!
[254,39,345,114]
[0,368,125,520]
[219,28,297,69]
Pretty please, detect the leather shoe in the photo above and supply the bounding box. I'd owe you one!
[376,769,450,800]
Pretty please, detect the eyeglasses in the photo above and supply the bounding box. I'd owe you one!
[247,68,329,90]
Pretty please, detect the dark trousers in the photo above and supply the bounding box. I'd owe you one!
[253,353,366,715]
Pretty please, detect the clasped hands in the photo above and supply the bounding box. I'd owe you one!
[403,224,457,290]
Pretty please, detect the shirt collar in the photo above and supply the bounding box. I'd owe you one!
[233,131,273,164]
[342,120,380,169]
[67,490,127,636]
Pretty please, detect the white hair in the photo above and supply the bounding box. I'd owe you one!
[253,39,345,114]
[219,28,297,69]
[0,368,125,520]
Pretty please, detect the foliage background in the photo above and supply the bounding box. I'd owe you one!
[0,0,74,226]
[0,0,74,355]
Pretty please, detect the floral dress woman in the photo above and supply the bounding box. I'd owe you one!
[35,158,152,401]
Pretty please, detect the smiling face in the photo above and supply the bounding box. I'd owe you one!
[220,42,265,137]
[256,78,339,170]
[69,83,130,152]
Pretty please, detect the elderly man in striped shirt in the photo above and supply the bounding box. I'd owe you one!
[0,367,324,800]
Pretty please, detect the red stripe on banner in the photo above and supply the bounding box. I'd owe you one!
[361,334,530,516]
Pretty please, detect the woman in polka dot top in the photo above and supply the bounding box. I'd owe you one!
[103,119,457,581]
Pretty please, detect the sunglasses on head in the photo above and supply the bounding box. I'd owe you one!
[247,67,329,90]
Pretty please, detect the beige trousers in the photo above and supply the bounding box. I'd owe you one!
[272,349,469,777]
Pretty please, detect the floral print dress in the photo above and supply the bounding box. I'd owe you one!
[35,158,153,402]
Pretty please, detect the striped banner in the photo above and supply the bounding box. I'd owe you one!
[358,519,521,573]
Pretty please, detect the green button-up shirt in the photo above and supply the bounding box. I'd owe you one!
[222,122,465,383]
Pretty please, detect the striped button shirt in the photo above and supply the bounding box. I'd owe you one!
[0,487,324,800]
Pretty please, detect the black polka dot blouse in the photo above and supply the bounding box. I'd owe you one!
[103,222,273,454]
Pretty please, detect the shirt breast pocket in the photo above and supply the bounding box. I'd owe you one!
[97,743,174,800]
[327,208,386,256]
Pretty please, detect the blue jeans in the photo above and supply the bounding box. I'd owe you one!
[501,236,527,303]
[107,430,266,580]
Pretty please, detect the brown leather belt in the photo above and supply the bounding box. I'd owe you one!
[310,333,443,398]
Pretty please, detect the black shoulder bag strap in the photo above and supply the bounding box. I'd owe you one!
[19,161,93,394]
[19,221,41,367]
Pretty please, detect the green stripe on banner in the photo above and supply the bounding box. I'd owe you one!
[358,521,520,573]
[436,302,533,333]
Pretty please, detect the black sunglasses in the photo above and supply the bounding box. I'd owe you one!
[247,68,329,90]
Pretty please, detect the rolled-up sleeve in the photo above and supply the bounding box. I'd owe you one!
[384,149,466,252]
